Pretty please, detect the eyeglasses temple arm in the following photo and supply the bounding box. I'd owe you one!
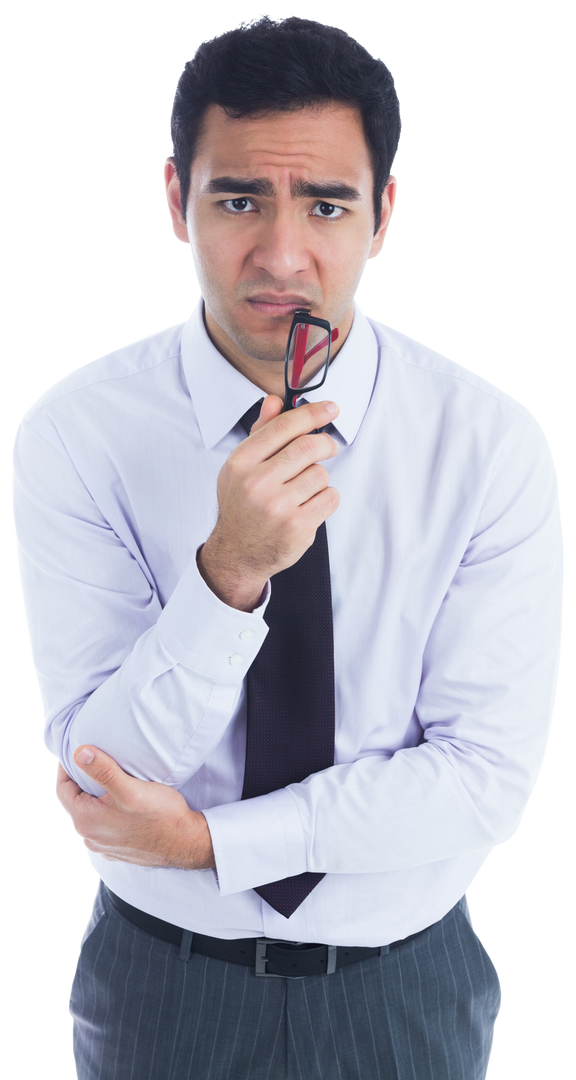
[303,327,339,363]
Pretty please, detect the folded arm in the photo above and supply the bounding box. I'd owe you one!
[13,420,269,796]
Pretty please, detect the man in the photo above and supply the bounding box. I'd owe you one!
[14,15,562,1080]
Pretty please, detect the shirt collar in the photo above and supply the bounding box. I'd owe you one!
[180,296,379,449]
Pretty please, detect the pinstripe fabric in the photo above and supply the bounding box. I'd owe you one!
[70,884,500,1079]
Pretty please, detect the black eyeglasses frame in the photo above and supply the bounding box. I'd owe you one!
[282,310,333,413]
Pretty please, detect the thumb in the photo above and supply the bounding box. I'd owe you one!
[249,394,283,432]
[74,745,128,795]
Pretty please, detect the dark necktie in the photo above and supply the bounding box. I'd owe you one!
[239,401,335,919]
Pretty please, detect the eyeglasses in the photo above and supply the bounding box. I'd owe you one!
[283,310,339,412]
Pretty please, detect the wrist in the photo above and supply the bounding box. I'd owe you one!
[191,811,216,871]
[177,810,216,871]
[197,541,267,613]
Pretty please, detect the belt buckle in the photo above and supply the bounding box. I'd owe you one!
[255,938,337,978]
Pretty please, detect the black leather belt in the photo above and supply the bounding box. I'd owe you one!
[106,886,426,980]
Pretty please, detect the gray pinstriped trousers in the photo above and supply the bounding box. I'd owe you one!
[70,881,501,1079]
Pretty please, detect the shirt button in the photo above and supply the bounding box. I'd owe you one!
[239,630,255,640]
[229,654,244,667]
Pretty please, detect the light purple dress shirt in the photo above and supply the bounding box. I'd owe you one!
[13,299,563,945]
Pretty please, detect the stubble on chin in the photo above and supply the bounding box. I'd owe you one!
[207,298,292,365]
[226,328,287,365]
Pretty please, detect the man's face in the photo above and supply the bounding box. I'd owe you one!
[166,102,395,375]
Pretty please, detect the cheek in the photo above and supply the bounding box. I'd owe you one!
[194,240,224,279]
[316,227,372,282]
[190,222,249,284]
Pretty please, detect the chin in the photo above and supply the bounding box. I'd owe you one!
[229,326,287,366]
[244,345,287,365]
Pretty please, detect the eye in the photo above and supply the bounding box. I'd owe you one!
[311,202,346,219]
[222,197,256,213]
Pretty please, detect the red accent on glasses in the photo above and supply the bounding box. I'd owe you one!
[290,326,340,390]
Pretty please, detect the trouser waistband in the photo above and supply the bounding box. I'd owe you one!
[105,885,433,980]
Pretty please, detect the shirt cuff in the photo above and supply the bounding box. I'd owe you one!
[203,788,308,896]
[156,553,270,685]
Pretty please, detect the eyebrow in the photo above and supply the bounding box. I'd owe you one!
[204,176,361,202]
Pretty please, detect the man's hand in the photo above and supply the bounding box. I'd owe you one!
[56,746,216,870]
[198,395,340,611]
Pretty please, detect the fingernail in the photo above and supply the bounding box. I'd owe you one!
[76,748,94,765]
[323,402,338,415]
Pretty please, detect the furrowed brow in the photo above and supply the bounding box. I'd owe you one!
[204,177,361,201]
[291,179,361,202]
[204,176,275,196]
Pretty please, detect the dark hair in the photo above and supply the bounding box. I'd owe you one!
[171,16,401,234]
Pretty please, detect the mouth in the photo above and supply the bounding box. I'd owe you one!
[246,295,313,317]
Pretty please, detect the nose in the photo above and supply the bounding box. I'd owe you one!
[251,212,311,280]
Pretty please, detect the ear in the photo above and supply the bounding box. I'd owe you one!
[164,158,189,243]
[368,177,397,260]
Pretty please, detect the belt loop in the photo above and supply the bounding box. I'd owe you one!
[380,945,390,956]
[179,929,193,963]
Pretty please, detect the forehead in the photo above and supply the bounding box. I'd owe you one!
[191,102,372,189]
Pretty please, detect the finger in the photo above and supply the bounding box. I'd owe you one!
[243,400,339,462]
[57,762,74,788]
[54,764,84,820]
[56,762,82,807]
[73,745,135,800]
[248,395,283,433]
